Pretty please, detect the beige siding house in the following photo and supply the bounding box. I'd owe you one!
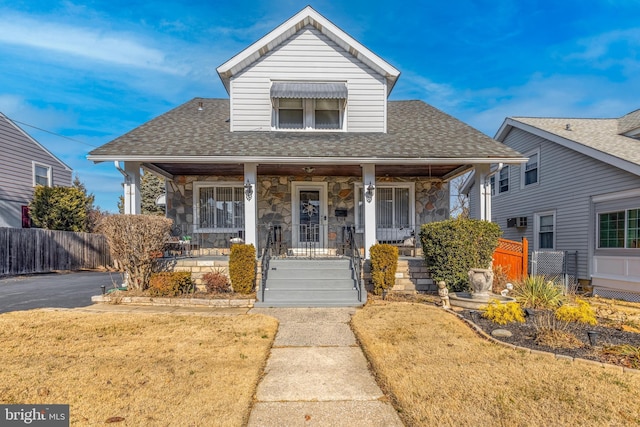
[0,112,72,228]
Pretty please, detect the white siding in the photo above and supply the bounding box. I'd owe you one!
[493,127,640,280]
[230,25,386,133]
[0,115,72,227]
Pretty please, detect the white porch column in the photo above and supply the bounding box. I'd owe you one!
[243,163,257,249]
[473,164,491,221]
[122,161,141,215]
[362,164,376,259]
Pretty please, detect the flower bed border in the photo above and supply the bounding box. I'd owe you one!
[91,295,255,308]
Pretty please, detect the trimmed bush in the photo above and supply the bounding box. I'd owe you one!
[370,244,399,295]
[419,218,502,292]
[229,244,256,294]
[203,269,231,293]
[148,272,194,296]
[100,214,173,290]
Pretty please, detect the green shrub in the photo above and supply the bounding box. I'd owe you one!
[555,298,597,325]
[482,300,525,325]
[148,272,194,296]
[229,244,256,294]
[419,218,502,292]
[513,276,565,309]
[203,269,231,293]
[370,244,399,295]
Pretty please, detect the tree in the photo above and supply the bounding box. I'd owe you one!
[116,171,165,215]
[142,170,166,216]
[30,175,105,232]
[450,174,470,219]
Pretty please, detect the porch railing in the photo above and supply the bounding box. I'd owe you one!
[260,226,274,303]
[345,225,363,302]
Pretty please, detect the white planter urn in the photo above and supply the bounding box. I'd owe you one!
[468,268,494,297]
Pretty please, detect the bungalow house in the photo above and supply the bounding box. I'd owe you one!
[465,109,640,301]
[0,112,73,228]
[88,6,525,304]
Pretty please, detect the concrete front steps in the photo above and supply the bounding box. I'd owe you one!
[363,258,436,293]
[255,258,366,308]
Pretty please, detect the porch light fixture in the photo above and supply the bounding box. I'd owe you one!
[244,180,253,201]
[302,166,315,174]
[365,182,375,203]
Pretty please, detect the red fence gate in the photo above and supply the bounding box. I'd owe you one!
[493,237,528,281]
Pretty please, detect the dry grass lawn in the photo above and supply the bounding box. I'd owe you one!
[0,310,278,426]
[352,301,640,426]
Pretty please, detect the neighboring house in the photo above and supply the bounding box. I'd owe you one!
[88,6,525,260]
[0,112,73,228]
[465,109,640,299]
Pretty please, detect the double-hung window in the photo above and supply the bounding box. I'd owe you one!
[535,211,555,250]
[498,166,509,193]
[33,162,51,186]
[598,208,640,249]
[194,183,245,231]
[522,150,539,187]
[271,82,347,131]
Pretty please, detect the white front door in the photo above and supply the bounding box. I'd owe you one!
[292,182,328,252]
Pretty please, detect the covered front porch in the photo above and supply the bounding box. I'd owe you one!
[119,160,497,259]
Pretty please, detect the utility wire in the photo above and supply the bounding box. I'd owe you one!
[9,117,99,148]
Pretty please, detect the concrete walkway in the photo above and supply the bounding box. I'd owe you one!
[248,308,403,427]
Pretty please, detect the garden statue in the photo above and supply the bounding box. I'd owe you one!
[438,280,450,309]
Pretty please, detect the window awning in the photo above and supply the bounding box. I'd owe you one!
[270,82,348,99]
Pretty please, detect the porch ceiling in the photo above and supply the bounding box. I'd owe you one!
[145,162,467,179]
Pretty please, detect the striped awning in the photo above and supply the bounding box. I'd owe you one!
[270,82,348,99]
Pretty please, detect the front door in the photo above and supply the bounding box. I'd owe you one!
[292,182,328,254]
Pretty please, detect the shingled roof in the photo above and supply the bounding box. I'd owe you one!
[88,98,524,163]
[498,112,640,172]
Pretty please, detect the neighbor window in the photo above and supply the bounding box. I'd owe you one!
[275,98,343,130]
[598,208,640,249]
[195,184,245,230]
[33,162,51,186]
[535,211,555,250]
[522,150,539,186]
[498,166,509,193]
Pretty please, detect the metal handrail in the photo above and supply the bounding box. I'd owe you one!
[346,225,363,302]
[260,226,274,302]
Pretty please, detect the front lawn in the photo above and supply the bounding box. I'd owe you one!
[0,310,278,426]
[352,301,640,426]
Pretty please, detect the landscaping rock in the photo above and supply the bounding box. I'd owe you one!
[491,329,513,338]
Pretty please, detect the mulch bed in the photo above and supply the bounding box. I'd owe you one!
[459,309,640,368]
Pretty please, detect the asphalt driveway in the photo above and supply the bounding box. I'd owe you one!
[0,271,122,313]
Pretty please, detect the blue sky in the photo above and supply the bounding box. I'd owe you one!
[0,0,638,212]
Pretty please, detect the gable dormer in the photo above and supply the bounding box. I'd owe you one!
[216,6,400,133]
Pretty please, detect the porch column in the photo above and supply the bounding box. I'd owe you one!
[121,161,141,215]
[243,163,257,249]
[473,164,491,221]
[362,164,376,259]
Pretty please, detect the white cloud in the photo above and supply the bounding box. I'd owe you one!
[0,14,189,75]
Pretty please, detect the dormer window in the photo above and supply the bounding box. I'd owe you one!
[271,82,347,131]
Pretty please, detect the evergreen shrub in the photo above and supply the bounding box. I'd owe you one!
[370,244,399,295]
[419,218,502,292]
[229,244,256,294]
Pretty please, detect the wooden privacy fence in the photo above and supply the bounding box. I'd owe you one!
[0,227,112,276]
[493,237,528,281]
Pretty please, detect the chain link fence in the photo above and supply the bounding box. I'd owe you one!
[530,250,578,293]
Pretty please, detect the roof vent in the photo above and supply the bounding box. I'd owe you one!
[565,123,571,131]
[197,101,204,111]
